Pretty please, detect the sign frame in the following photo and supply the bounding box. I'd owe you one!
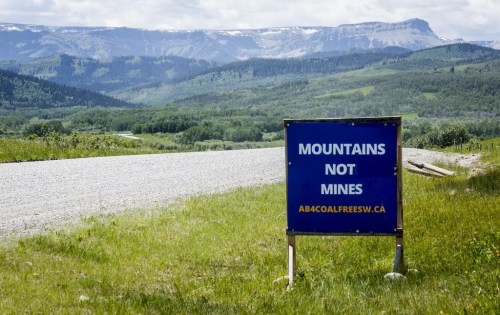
[284,116,406,287]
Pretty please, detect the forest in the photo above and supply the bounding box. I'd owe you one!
[0,69,133,109]
[0,55,216,93]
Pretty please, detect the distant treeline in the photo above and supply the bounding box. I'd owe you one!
[15,106,496,150]
[197,52,400,78]
[67,107,284,144]
[386,43,500,70]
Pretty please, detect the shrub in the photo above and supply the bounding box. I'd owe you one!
[24,120,70,137]
[180,124,224,144]
[406,125,470,148]
[223,127,262,142]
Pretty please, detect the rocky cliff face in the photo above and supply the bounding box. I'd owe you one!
[0,19,458,62]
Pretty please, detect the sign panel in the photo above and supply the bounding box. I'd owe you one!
[285,117,401,235]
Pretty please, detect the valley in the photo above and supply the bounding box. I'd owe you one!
[0,19,498,162]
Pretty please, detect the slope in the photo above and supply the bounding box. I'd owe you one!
[0,69,134,109]
[111,43,500,106]
[111,49,409,105]
[0,55,216,93]
[386,43,500,70]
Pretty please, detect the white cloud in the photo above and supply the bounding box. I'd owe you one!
[0,0,498,40]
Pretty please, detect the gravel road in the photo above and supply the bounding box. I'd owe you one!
[0,148,284,238]
[0,147,480,239]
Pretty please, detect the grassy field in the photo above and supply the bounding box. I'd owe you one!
[314,86,375,99]
[445,137,500,166]
[0,135,163,163]
[135,133,285,152]
[1,149,499,313]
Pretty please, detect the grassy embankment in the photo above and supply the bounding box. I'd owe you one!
[0,134,162,162]
[135,133,285,152]
[0,140,498,313]
[0,133,285,163]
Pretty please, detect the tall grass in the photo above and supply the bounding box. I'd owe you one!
[0,133,285,163]
[0,159,498,313]
[0,134,161,162]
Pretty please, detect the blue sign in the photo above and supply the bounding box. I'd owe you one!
[285,118,400,235]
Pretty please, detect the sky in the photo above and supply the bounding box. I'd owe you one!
[0,0,499,41]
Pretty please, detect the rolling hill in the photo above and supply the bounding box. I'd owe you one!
[110,43,500,106]
[0,68,134,109]
[386,43,500,70]
[1,43,498,107]
[0,55,215,93]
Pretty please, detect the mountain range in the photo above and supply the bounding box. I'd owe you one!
[2,42,498,108]
[2,18,498,63]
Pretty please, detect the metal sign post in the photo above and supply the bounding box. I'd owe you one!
[285,117,406,287]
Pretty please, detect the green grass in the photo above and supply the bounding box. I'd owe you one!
[1,152,499,313]
[191,139,285,151]
[311,66,399,82]
[444,137,500,166]
[133,133,284,152]
[0,133,286,163]
[0,135,162,162]
[421,92,438,100]
[134,133,180,150]
[314,86,375,99]
[402,113,419,122]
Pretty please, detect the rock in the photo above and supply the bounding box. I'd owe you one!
[79,295,90,302]
[384,272,407,280]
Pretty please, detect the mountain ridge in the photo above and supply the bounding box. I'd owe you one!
[0,55,216,93]
[0,18,475,62]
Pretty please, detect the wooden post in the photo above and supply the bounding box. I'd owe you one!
[287,234,296,288]
[395,122,407,274]
[394,236,407,274]
[406,166,444,177]
[408,160,455,176]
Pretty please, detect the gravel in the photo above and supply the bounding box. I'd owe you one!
[0,148,284,238]
[0,147,481,239]
[402,148,482,169]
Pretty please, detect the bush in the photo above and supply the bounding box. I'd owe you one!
[24,120,70,137]
[223,127,262,142]
[406,125,471,148]
[180,124,224,144]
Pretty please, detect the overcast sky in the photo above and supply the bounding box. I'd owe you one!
[0,0,498,41]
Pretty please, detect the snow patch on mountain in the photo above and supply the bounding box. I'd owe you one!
[223,30,243,36]
[0,19,496,62]
[303,28,321,35]
[492,41,500,49]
